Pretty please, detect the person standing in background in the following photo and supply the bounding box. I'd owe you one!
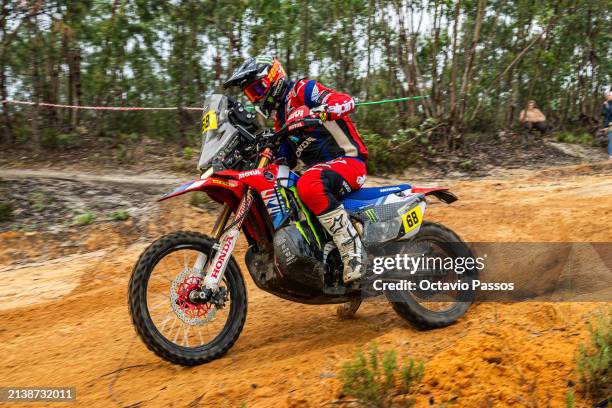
[602,91,612,160]
[519,100,548,136]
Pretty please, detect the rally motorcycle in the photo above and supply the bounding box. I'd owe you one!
[128,94,477,366]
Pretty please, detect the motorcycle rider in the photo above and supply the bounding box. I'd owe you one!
[223,56,368,283]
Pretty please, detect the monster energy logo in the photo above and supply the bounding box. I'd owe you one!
[363,208,378,222]
[256,56,273,64]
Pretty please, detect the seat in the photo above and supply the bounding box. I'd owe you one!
[343,184,411,201]
[342,184,411,212]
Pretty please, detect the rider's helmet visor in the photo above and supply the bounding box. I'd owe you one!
[243,78,270,103]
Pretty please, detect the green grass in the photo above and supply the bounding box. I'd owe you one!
[576,310,612,404]
[73,211,94,226]
[339,343,424,407]
[110,209,130,221]
[0,200,14,222]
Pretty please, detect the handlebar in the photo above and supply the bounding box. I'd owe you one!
[302,117,324,127]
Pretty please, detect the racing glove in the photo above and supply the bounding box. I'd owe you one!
[285,105,321,130]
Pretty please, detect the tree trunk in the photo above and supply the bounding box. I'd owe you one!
[448,0,462,128]
[0,65,12,144]
[429,0,442,117]
[301,0,310,77]
[365,0,373,99]
[72,46,82,128]
[30,18,42,150]
[457,0,486,122]
[0,0,12,144]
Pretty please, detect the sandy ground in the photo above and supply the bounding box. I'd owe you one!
[1,161,611,407]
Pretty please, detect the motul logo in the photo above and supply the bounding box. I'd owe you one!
[239,169,261,179]
[211,235,234,278]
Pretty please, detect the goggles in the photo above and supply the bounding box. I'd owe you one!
[243,78,270,103]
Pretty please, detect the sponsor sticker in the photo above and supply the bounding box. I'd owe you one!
[238,169,261,179]
[201,110,217,133]
[211,179,237,187]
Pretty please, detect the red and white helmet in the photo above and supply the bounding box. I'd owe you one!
[224,56,287,117]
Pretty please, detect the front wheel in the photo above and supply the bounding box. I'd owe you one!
[386,222,477,330]
[128,231,247,365]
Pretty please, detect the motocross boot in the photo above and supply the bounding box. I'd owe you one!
[317,205,365,283]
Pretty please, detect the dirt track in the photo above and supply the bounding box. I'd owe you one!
[1,162,611,407]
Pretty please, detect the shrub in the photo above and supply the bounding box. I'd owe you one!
[0,200,14,222]
[183,146,194,160]
[555,131,595,145]
[362,131,421,175]
[340,343,424,407]
[121,132,141,144]
[42,130,79,148]
[566,389,575,408]
[189,192,210,208]
[29,192,46,212]
[73,211,94,226]
[172,157,195,172]
[110,209,130,221]
[114,144,129,163]
[459,159,474,171]
[399,356,426,394]
[576,310,612,404]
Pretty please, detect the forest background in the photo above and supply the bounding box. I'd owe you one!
[1,0,610,172]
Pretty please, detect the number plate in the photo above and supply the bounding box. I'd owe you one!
[402,205,422,234]
[201,110,217,133]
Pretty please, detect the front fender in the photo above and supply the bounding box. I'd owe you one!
[158,176,274,246]
[158,177,243,201]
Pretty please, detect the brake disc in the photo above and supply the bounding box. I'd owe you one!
[170,269,217,326]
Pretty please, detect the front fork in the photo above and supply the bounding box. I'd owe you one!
[197,149,272,291]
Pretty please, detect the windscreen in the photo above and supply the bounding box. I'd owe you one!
[198,94,239,170]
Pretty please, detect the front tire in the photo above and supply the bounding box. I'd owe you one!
[128,231,247,365]
[387,222,477,330]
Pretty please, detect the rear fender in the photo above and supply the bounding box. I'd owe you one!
[411,187,458,204]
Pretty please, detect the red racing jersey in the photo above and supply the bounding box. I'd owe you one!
[274,79,368,167]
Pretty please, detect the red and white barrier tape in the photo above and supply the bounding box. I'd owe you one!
[0,99,205,111]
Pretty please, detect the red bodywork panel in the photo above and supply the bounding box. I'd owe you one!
[158,165,283,245]
[158,167,458,244]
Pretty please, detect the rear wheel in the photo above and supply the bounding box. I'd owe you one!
[386,222,477,329]
[128,231,247,365]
